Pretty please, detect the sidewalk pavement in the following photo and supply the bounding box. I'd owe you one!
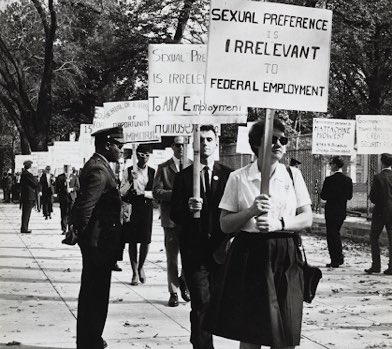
[1,202,392,349]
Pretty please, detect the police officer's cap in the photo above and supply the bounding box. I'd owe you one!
[91,126,125,144]
[23,160,33,168]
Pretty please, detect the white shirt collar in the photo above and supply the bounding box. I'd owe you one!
[172,156,180,167]
[248,161,285,182]
[200,159,214,172]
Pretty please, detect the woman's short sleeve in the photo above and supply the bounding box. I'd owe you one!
[292,167,312,208]
[219,172,239,213]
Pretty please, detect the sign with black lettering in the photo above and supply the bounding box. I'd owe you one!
[312,118,355,155]
[205,0,332,112]
[356,115,392,154]
[148,44,246,123]
[102,101,161,144]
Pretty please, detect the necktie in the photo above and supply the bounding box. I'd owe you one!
[204,166,210,197]
[179,161,183,171]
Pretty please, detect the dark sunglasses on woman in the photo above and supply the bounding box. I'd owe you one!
[272,135,289,146]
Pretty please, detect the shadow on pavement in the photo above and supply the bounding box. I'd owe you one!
[0,344,74,349]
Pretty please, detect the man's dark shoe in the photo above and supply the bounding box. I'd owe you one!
[21,230,32,234]
[102,338,108,348]
[179,276,191,302]
[383,268,392,275]
[168,293,179,307]
[364,266,381,274]
[112,263,122,272]
[326,263,340,268]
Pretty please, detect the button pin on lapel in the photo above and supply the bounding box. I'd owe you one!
[213,175,219,181]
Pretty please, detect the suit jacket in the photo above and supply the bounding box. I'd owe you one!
[153,158,191,228]
[55,173,80,202]
[71,153,122,254]
[320,172,353,217]
[170,162,232,265]
[39,172,55,197]
[20,169,39,203]
[370,169,392,223]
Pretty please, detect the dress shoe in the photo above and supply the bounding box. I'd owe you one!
[383,268,392,275]
[131,274,139,286]
[168,293,179,307]
[138,268,146,284]
[364,266,381,274]
[179,276,191,302]
[21,230,32,234]
[112,263,122,272]
[102,338,108,348]
[326,263,340,268]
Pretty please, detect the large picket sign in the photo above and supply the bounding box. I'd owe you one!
[356,115,392,154]
[205,0,332,112]
[148,44,246,123]
[102,101,160,145]
[312,118,355,155]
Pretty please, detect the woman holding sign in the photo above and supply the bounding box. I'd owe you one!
[207,119,312,349]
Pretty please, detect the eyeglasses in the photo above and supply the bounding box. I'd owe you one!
[109,141,124,150]
[137,152,150,158]
[272,135,288,146]
[174,143,184,148]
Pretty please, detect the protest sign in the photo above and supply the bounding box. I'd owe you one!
[103,101,160,144]
[356,115,392,154]
[148,44,246,123]
[236,122,255,154]
[205,0,332,112]
[52,141,84,174]
[312,118,355,155]
[15,155,31,173]
[154,123,221,136]
[79,123,95,163]
[92,107,105,133]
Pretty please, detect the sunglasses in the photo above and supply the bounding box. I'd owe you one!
[109,140,124,149]
[137,152,150,158]
[174,143,184,148]
[272,135,289,146]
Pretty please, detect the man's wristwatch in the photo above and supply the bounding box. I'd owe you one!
[280,217,285,231]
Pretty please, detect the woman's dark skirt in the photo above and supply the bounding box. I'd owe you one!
[206,231,304,348]
[123,196,153,244]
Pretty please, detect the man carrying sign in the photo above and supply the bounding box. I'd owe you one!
[170,125,232,349]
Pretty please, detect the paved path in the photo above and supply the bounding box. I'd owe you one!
[0,202,392,349]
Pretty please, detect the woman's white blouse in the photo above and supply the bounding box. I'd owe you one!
[219,162,311,232]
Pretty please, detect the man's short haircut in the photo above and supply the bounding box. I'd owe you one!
[330,156,344,169]
[248,118,286,157]
[200,124,217,136]
[381,153,392,167]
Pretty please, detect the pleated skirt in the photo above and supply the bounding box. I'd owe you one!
[207,231,304,348]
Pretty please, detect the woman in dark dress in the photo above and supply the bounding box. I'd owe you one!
[208,119,313,349]
[121,145,155,285]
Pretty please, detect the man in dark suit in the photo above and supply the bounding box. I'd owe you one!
[55,164,80,234]
[20,160,39,234]
[171,125,232,349]
[321,156,353,268]
[365,153,392,275]
[70,126,124,349]
[39,165,55,219]
[153,136,191,307]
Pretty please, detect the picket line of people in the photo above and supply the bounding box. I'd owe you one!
[8,122,392,349]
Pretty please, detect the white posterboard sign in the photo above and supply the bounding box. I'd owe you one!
[79,124,95,164]
[148,44,247,123]
[312,118,355,155]
[92,107,105,133]
[30,151,51,171]
[53,141,84,174]
[154,123,221,136]
[103,101,161,144]
[205,0,332,112]
[15,155,31,173]
[356,115,392,154]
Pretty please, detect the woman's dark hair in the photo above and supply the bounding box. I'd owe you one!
[248,118,286,156]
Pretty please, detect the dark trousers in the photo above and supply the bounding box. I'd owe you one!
[325,214,345,264]
[41,194,53,217]
[77,246,112,349]
[4,188,11,202]
[59,199,74,232]
[183,259,217,349]
[370,216,392,269]
[21,200,35,232]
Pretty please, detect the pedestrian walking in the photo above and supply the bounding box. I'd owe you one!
[120,144,155,285]
[39,165,55,219]
[55,164,80,234]
[320,156,353,268]
[170,124,232,349]
[207,119,312,349]
[153,136,191,307]
[70,126,124,349]
[365,153,392,275]
[20,161,39,234]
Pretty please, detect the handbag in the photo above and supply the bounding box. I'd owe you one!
[300,240,322,303]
